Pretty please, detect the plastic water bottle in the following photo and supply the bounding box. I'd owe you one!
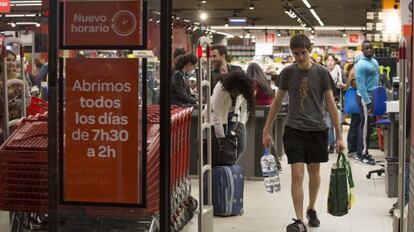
[260,149,281,193]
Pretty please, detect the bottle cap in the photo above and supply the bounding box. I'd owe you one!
[264,148,270,155]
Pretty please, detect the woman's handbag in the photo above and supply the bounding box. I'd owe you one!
[344,87,359,114]
[328,152,355,216]
[211,135,238,166]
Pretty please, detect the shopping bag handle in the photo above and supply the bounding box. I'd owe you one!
[337,152,355,189]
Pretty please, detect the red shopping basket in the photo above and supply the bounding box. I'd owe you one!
[0,119,48,213]
[27,97,48,116]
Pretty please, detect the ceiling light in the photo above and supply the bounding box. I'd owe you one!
[200,0,207,3]
[200,12,208,21]
[302,0,312,8]
[342,33,347,37]
[224,23,229,27]
[16,22,39,25]
[277,33,281,37]
[249,4,255,10]
[10,0,42,3]
[229,18,247,23]
[309,9,324,26]
[11,3,42,6]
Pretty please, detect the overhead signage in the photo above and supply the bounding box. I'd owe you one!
[64,58,141,205]
[62,0,143,49]
[0,0,10,13]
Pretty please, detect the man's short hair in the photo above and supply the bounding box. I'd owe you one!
[290,34,312,50]
[361,40,371,47]
[211,45,228,57]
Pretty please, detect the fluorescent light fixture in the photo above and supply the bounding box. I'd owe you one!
[314,26,365,30]
[199,12,208,21]
[210,25,366,32]
[16,22,39,25]
[5,14,36,17]
[11,3,42,6]
[302,0,312,8]
[229,17,247,23]
[10,0,42,3]
[309,9,324,26]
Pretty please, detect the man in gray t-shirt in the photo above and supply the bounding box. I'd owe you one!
[277,62,332,131]
[263,34,345,232]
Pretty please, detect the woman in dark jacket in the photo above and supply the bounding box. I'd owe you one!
[171,53,198,106]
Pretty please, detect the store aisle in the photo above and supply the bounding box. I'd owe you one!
[183,149,396,232]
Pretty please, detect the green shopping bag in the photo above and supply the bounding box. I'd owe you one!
[328,152,355,216]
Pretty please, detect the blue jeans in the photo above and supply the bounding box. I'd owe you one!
[326,115,335,147]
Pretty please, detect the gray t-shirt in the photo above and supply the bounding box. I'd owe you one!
[277,63,332,131]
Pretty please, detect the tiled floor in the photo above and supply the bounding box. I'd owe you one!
[0,129,398,232]
[183,133,397,231]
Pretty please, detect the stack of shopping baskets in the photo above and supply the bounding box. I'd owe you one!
[0,113,48,213]
[0,106,196,232]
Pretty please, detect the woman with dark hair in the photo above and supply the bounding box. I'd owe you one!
[171,53,198,106]
[205,71,255,157]
[246,62,273,105]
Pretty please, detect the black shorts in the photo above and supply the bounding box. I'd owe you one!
[282,126,329,164]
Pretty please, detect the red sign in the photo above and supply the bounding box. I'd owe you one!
[348,33,359,43]
[0,0,10,13]
[62,0,143,48]
[64,58,141,204]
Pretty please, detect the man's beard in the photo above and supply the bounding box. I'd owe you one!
[212,59,223,69]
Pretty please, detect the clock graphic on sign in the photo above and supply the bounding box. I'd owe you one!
[111,10,137,37]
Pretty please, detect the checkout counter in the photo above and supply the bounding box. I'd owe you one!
[189,106,286,179]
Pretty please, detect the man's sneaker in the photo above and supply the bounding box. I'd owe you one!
[286,219,307,232]
[358,154,375,165]
[306,209,320,227]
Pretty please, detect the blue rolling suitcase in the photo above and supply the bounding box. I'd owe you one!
[204,165,244,216]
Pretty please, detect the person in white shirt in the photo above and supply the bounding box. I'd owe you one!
[325,54,346,153]
[205,71,255,157]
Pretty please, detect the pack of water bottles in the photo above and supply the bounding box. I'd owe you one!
[260,149,281,193]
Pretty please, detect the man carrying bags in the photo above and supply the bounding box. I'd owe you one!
[262,34,345,232]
